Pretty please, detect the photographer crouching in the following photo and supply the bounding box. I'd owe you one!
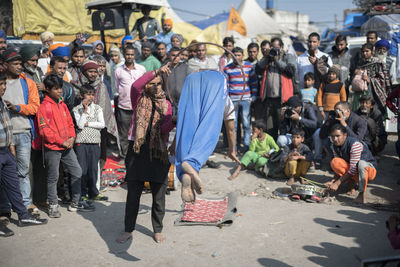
[277,95,318,148]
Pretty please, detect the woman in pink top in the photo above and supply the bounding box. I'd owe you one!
[117,65,173,244]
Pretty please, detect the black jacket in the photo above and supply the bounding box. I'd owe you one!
[280,104,318,140]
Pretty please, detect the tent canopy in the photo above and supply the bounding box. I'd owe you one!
[361,14,400,40]
[190,12,229,30]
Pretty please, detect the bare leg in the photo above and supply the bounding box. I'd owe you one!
[354,191,366,204]
[228,164,243,180]
[116,232,132,243]
[181,161,203,194]
[286,176,295,186]
[181,174,195,203]
[346,180,357,195]
[154,233,166,243]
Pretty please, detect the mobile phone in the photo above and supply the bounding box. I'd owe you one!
[309,50,315,57]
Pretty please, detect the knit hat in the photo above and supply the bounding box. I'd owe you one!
[0,30,6,40]
[328,64,340,77]
[287,95,302,108]
[40,31,54,43]
[375,38,390,50]
[81,60,99,73]
[171,33,183,44]
[109,45,120,56]
[1,48,22,62]
[163,18,173,27]
[20,45,40,62]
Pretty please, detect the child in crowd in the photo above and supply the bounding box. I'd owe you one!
[317,65,346,119]
[228,120,279,180]
[37,74,94,218]
[73,85,108,202]
[300,72,318,104]
[280,128,313,185]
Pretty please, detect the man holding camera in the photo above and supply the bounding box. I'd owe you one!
[255,38,297,139]
[277,95,318,148]
[317,101,368,167]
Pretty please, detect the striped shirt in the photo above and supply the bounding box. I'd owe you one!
[224,61,258,101]
[333,141,363,175]
[0,99,13,147]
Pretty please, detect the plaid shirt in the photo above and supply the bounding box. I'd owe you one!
[0,99,13,147]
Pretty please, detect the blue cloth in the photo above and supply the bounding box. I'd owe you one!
[375,39,390,50]
[0,30,6,39]
[52,46,70,58]
[122,35,133,47]
[153,31,174,51]
[175,71,226,180]
[300,88,318,103]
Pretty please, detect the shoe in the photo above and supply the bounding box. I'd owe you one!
[0,211,11,219]
[27,204,40,217]
[60,196,72,204]
[206,160,220,169]
[48,204,61,218]
[91,194,108,201]
[0,221,14,237]
[68,201,95,212]
[19,216,48,226]
[314,161,322,170]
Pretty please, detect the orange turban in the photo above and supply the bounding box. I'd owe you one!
[49,43,65,53]
[163,18,173,27]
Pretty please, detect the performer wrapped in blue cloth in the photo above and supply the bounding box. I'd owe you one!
[174,70,227,202]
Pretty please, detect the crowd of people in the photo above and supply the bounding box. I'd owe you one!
[0,7,399,244]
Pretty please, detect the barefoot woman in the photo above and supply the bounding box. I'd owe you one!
[117,66,173,243]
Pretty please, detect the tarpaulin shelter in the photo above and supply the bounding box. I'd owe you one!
[361,14,400,40]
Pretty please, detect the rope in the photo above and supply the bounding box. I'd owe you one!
[301,177,327,187]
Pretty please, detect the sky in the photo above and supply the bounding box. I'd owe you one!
[168,0,358,30]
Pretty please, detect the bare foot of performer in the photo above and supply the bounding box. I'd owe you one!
[181,161,203,194]
[154,233,166,243]
[116,232,132,243]
[181,173,195,203]
[286,176,295,186]
[353,191,366,204]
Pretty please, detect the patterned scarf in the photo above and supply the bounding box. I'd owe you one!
[133,86,169,164]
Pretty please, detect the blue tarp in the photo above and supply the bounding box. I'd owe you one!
[190,12,230,30]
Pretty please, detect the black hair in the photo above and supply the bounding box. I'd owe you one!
[157,42,167,48]
[291,127,305,137]
[123,44,135,55]
[260,40,271,47]
[50,56,67,67]
[0,72,6,81]
[334,101,351,111]
[308,32,320,41]
[80,84,95,96]
[43,74,63,91]
[330,123,347,134]
[367,31,378,39]
[271,37,284,48]
[232,47,243,54]
[359,94,375,105]
[304,72,315,81]
[361,43,374,51]
[252,119,267,132]
[247,42,259,51]
[169,46,181,53]
[335,35,347,44]
[71,45,84,57]
[223,37,235,46]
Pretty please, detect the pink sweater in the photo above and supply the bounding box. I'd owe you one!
[128,71,173,141]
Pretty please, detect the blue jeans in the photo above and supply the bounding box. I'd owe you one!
[233,100,251,150]
[313,128,331,161]
[0,132,31,210]
[277,134,292,148]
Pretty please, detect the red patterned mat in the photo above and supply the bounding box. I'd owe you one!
[181,197,228,223]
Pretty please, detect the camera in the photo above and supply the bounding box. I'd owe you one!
[327,109,343,121]
[269,47,280,58]
[284,107,295,119]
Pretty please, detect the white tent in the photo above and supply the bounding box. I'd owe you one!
[237,0,291,37]
[159,0,184,22]
[361,14,400,40]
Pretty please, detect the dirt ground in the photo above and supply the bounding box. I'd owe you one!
[1,136,399,267]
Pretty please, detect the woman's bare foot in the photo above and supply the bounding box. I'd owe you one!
[228,165,242,180]
[354,192,366,204]
[286,177,295,186]
[182,161,203,194]
[116,232,132,243]
[300,178,308,185]
[154,233,165,243]
[181,174,195,203]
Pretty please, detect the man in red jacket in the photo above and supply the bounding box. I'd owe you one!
[37,74,94,218]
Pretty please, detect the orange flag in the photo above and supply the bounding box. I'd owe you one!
[226,5,247,37]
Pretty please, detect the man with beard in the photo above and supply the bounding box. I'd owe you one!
[355,95,387,155]
[137,41,161,71]
[329,35,352,98]
[71,60,119,171]
[156,42,168,65]
[375,38,398,85]
[20,46,45,100]
[68,45,85,82]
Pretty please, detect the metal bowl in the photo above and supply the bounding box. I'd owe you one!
[291,184,326,197]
